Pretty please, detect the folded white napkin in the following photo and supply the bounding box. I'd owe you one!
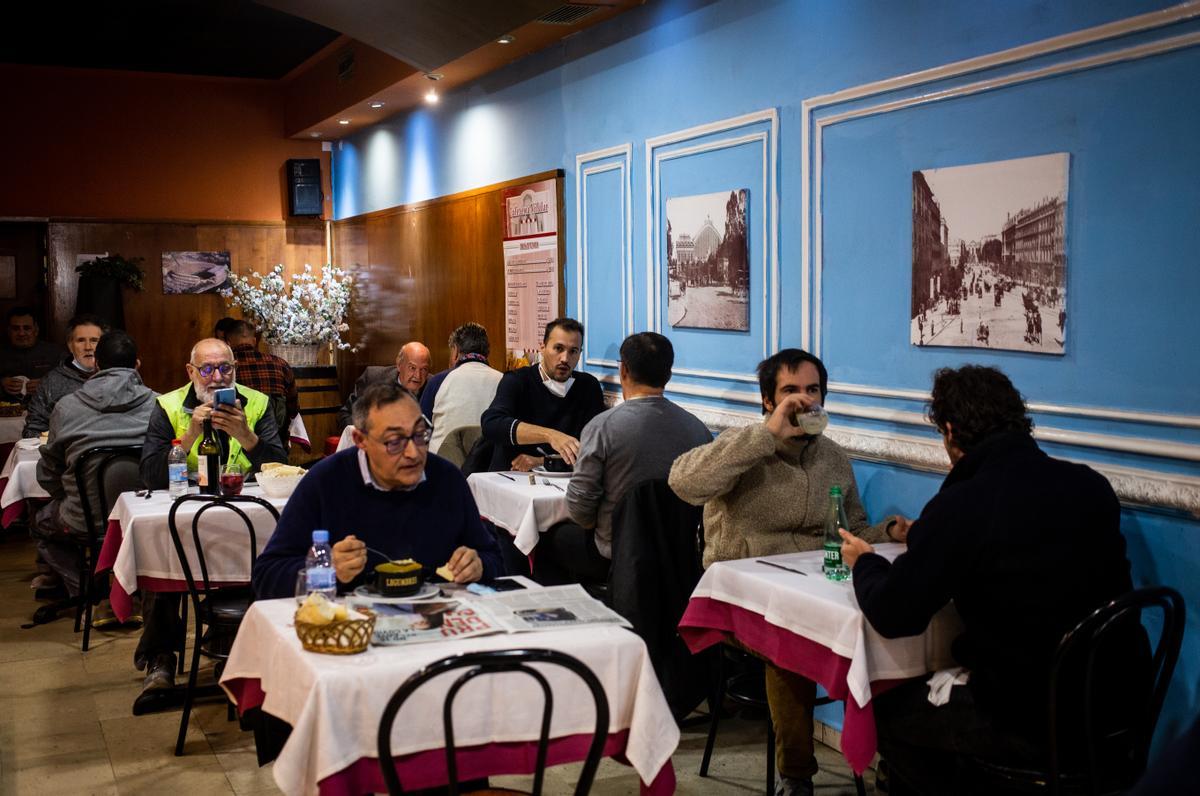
[926,666,970,706]
[15,438,41,450]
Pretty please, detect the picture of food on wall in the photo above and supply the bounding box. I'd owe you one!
[161,250,232,294]
[666,188,749,331]
[912,153,1068,354]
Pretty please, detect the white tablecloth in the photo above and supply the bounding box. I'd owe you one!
[107,483,289,595]
[0,413,26,444]
[690,544,962,711]
[0,441,49,509]
[467,472,571,554]
[221,598,679,796]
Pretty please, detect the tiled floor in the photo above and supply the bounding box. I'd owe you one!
[0,533,874,795]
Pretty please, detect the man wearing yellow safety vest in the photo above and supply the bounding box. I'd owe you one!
[139,338,287,489]
[132,337,286,714]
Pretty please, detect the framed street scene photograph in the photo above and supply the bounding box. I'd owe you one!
[912,153,1069,354]
[666,188,750,331]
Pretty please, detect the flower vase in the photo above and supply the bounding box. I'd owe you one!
[268,343,320,367]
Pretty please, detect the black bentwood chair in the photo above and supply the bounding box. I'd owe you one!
[377,648,610,796]
[167,493,280,756]
[31,445,143,646]
[969,586,1185,795]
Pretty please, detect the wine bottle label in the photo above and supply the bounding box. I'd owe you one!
[198,455,209,487]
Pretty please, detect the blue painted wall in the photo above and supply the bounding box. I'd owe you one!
[334,0,1200,750]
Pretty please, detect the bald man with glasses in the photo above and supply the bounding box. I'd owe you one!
[252,381,503,599]
[139,338,287,489]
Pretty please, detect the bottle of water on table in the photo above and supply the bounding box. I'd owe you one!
[305,529,337,599]
[167,438,189,497]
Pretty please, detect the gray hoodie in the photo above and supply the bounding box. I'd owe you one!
[22,356,93,438]
[37,367,158,534]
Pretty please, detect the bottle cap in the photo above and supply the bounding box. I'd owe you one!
[171,438,182,445]
[312,529,329,544]
[829,486,843,496]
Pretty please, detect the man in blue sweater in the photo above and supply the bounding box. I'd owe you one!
[253,382,503,599]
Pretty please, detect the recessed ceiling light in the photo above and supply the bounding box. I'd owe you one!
[309,132,321,138]
[425,72,444,81]
[498,34,515,45]
[338,119,351,125]
[424,88,439,104]
[368,101,385,109]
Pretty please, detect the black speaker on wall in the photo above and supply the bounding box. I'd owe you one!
[287,158,323,216]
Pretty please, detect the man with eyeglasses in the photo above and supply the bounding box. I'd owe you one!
[336,341,432,431]
[132,338,287,713]
[139,338,287,489]
[253,381,503,599]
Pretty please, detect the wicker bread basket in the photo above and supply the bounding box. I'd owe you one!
[295,607,376,655]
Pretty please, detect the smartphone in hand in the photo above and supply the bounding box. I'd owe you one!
[212,387,238,409]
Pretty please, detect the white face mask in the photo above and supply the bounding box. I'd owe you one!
[540,364,574,398]
[798,405,829,436]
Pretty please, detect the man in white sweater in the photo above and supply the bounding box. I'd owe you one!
[429,323,503,465]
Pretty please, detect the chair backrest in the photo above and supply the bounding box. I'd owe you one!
[436,425,481,469]
[166,494,281,613]
[608,478,709,720]
[74,445,145,544]
[377,648,610,796]
[1047,586,1185,794]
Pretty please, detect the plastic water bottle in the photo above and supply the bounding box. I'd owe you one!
[167,439,189,497]
[305,530,337,598]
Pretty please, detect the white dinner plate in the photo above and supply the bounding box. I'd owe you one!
[531,466,572,478]
[350,583,441,602]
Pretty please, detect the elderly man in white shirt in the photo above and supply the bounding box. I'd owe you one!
[429,323,503,465]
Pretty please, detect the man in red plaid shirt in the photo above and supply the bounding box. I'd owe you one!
[226,321,299,447]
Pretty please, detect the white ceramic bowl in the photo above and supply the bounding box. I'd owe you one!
[257,470,306,498]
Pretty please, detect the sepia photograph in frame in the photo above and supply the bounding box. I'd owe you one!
[666,188,750,331]
[161,251,232,295]
[911,153,1069,354]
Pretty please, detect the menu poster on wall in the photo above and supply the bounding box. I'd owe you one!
[501,179,559,367]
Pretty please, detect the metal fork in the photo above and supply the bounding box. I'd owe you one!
[541,479,565,492]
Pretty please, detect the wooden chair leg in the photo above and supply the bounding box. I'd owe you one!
[853,773,866,796]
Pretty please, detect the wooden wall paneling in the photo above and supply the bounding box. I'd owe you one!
[48,220,326,394]
[331,169,559,387]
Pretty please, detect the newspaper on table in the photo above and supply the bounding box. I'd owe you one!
[347,584,629,646]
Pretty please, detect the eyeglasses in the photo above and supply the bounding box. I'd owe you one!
[371,421,434,454]
[192,363,235,379]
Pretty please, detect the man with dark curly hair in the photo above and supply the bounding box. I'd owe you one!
[839,365,1142,795]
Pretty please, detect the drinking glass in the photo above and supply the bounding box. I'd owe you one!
[220,461,246,496]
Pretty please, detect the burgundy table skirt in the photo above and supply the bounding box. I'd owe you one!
[94,518,243,622]
[224,677,676,795]
[678,595,902,774]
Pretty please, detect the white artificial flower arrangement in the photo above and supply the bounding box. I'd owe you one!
[223,263,360,351]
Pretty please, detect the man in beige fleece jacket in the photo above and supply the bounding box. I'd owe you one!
[670,348,898,796]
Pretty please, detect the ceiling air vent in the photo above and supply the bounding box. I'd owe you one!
[536,4,600,26]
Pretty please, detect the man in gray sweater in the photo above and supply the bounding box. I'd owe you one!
[22,314,106,438]
[35,330,158,597]
[670,348,897,796]
[535,332,710,585]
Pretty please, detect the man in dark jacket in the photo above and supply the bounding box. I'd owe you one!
[35,330,156,597]
[336,341,431,430]
[479,317,605,472]
[839,365,1138,796]
[0,306,64,403]
[21,314,106,437]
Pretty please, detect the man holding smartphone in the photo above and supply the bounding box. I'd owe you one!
[133,337,286,712]
[140,337,286,488]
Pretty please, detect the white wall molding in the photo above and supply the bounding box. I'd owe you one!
[662,399,1200,516]
[644,107,779,383]
[829,381,1200,430]
[800,1,1200,351]
[575,143,633,370]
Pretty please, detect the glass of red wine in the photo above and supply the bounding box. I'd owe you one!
[220,461,246,496]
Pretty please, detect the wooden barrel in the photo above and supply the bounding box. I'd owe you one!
[292,366,341,464]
